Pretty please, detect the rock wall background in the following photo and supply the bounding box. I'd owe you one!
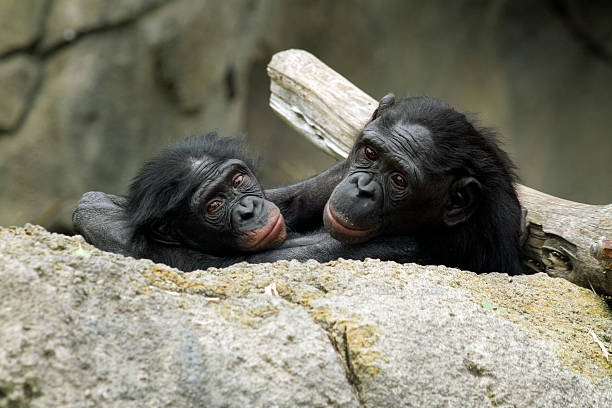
[1,0,611,232]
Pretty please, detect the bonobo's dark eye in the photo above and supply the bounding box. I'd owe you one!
[363,145,378,161]
[232,173,245,188]
[206,199,223,213]
[391,173,407,188]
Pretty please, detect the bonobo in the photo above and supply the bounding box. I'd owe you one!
[323,94,523,275]
[133,132,289,251]
[74,95,523,275]
[73,131,344,270]
[77,132,289,267]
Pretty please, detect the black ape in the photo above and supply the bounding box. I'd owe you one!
[323,94,522,275]
[120,133,290,264]
[73,131,345,269]
[74,95,522,275]
[127,133,290,256]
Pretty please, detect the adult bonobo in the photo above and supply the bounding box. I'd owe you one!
[323,94,523,275]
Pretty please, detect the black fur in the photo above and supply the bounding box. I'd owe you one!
[322,95,522,275]
[73,130,342,269]
[385,96,521,274]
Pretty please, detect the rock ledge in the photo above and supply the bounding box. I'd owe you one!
[1,225,611,407]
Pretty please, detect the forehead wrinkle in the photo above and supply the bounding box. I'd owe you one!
[386,124,432,184]
[359,131,390,155]
[189,158,229,207]
[360,134,424,184]
[360,124,432,182]
[388,123,433,160]
[190,157,221,184]
[387,151,425,184]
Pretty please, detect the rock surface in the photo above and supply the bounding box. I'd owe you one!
[1,225,611,407]
[0,0,47,55]
[40,0,168,51]
[0,55,40,131]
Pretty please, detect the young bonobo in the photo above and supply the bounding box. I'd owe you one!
[76,132,291,269]
[74,95,523,275]
[73,131,344,270]
[127,132,287,255]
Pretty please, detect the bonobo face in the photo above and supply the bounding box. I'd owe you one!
[323,95,482,244]
[158,158,286,254]
[324,122,449,243]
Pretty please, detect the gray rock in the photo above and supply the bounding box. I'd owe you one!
[1,224,611,407]
[0,0,47,55]
[307,264,612,407]
[0,225,358,408]
[140,0,269,113]
[0,55,40,131]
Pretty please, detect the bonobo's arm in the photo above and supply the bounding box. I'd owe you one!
[72,191,431,272]
[246,233,432,265]
[264,160,347,232]
[162,232,433,271]
[120,232,431,272]
[72,192,132,255]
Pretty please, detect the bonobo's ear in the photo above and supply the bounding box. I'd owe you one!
[443,177,482,226]
[370,93,396,121]
[149,220,182,246]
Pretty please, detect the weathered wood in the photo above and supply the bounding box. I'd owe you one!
[267,49,612,296]
[267,50,376,158]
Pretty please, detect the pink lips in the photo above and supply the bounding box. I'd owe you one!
[323,202,378,242]
[241,202,286,251]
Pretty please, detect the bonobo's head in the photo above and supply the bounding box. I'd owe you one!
[324,94,518,244]
[126,132,286,254]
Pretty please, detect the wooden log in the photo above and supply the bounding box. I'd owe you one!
[267,49,612,296]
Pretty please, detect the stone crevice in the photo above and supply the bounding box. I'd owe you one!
[37,1,170,59]
[0,55,43,136]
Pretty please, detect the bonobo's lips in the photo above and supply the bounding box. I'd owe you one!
[240,202,286,251]
[323,202,379,244]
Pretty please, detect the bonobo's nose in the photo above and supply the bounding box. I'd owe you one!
[349,172,377,199]
[236,196,259,220]
[233,196,265,230]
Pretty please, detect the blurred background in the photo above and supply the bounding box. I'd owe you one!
[0,0,610,233]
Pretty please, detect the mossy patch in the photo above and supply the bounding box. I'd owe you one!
[310,305,385,382]
[216,302,281,328]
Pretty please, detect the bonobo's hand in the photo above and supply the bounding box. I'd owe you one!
[265,160,347,233]
[72,192,132,255]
